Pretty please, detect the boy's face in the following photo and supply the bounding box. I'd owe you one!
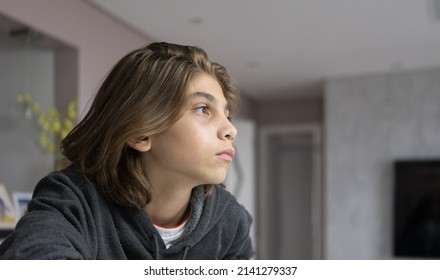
[145,73,237,187]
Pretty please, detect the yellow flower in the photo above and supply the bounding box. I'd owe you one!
[39,132,48,146]
[67,100,77,119]
[17,94,24,103]
[51,120,61,133]
[38,114,46,125]
[32,103,41,113]
[46,143,55,153]
[18,94,77,154]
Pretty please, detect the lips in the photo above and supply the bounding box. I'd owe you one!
[216,148,235,162]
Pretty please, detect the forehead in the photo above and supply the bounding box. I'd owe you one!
[187,74,226,102]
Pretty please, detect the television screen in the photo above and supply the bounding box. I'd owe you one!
[394,160,440,258]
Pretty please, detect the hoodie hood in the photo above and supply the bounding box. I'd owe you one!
[164,185,233,257]
[128,185,234,259]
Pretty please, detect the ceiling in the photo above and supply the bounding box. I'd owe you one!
[0,13,72,50]
[87,0,440,100]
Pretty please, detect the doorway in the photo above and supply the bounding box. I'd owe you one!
[258,124,323,259]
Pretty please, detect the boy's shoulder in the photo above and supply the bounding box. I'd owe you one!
[34,164,97,200]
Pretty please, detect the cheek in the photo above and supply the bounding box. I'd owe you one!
[176,122,213,147]
[151,118,215,160]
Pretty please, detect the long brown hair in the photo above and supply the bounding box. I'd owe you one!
[61,42,238,209]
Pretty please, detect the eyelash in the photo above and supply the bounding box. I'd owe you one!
[194,105,232,122]
[194,105,209,115]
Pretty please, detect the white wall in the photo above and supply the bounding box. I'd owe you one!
[325,68,440,259]
[224,118,256,250]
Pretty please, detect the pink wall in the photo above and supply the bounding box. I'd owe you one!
[256,96,323,125]
[238,95,323,125]
[0,0,149,114]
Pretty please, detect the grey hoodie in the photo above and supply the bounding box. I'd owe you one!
[0,165,254,259]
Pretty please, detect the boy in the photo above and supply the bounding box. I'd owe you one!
[0,42,254,259]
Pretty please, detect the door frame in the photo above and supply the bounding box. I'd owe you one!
[257,124,323,259]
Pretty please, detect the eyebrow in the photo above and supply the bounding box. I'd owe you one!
[190,92,216,103]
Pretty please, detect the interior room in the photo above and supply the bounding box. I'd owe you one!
[1,0,440,260]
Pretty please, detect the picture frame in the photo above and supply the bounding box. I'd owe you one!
[12,192,33,220]
[0,184,16,229]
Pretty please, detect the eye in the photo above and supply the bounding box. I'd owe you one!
[226,109,232,122]
[194,105,209,115]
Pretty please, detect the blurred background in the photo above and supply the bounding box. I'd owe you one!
[2,0,440,260]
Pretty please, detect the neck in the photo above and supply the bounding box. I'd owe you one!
[145,186,192,227]
[142,157,200,227]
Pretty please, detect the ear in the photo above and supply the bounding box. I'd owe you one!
[127,136,151,152]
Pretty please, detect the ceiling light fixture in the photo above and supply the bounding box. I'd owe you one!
[189,17,203,25]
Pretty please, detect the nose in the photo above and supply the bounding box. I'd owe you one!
[219,117,237,142]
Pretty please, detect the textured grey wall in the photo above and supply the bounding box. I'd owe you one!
[0,44,54,195]
[325,68,440,259]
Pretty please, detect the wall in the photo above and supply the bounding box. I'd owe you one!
[0,0,148,209]
[324,68,440,259]
[0,41,54,193]
[224,118,256,251]
[256,96,323,125]
[0,0,149,114]
[238,94,323,125]
[239,92,323,258]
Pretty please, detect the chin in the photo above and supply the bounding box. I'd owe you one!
[196,169,228,185]
[206,174,227,185]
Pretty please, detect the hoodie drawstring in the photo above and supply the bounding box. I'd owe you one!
[153,233,160,260]
[153,232,191,259]
[181,246,190,260]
